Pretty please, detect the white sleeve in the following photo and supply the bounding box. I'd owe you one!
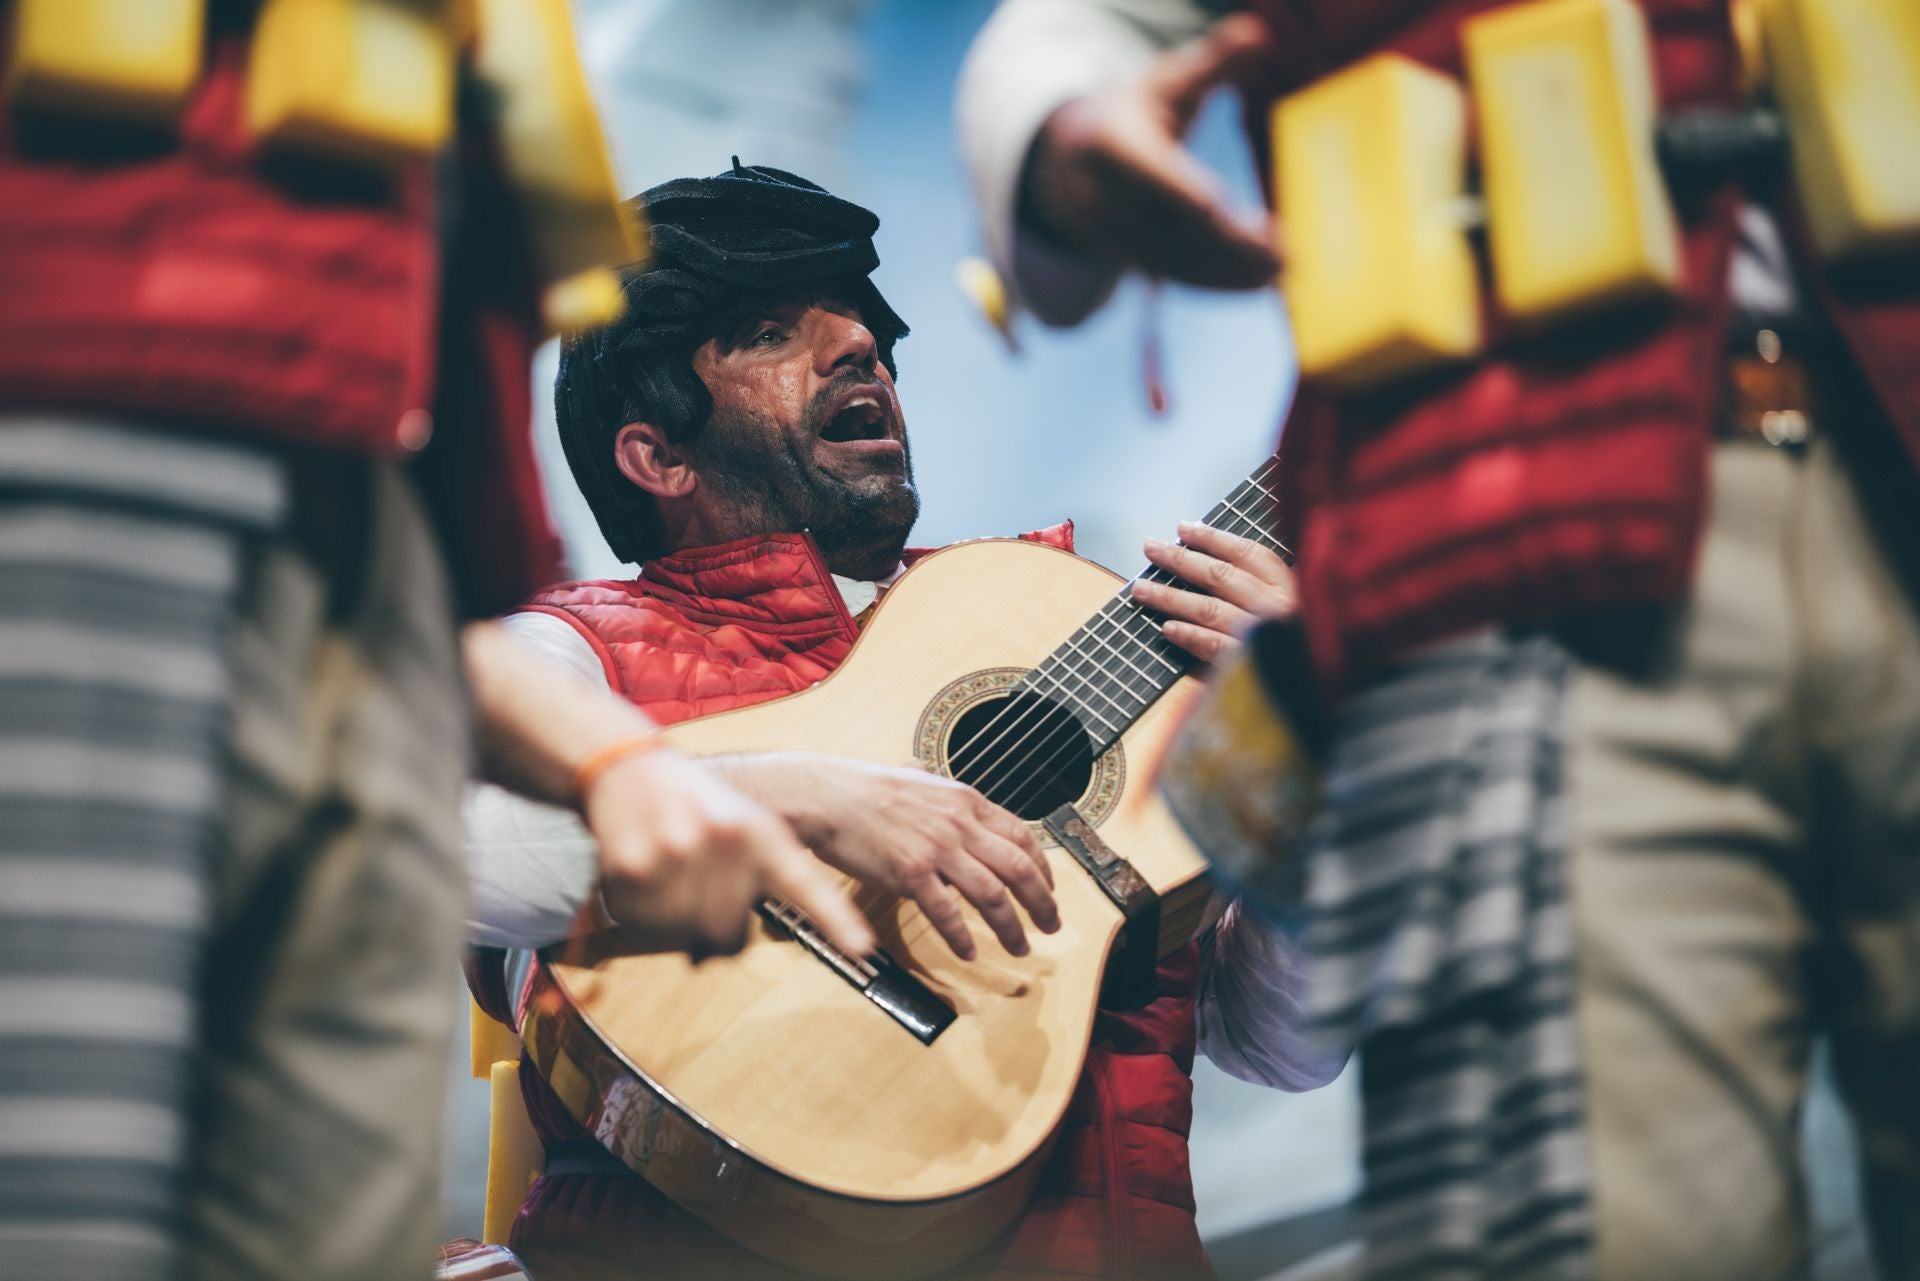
[462,611,609,950]
[501,609,610,688]
[1196,898,1352,1091]
[955,0,1225,327]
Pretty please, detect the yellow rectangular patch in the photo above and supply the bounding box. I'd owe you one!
[1763,0,1920,262]
[5,0,205,121]
[483,1059,545,1244]
[1466,0,1680,326]
[1274,53,1481,388]
[245,0,455,170]
[474,0,642,333]
[469,994,524,1080]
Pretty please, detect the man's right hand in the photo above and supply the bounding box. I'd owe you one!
[463,620,875,962]
[581,747,878,961]
[714,754,1063,962]
[1022,13,1280,289]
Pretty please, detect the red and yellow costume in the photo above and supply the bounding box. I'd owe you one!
[1242,0,1920,683]
[0,6,565,611]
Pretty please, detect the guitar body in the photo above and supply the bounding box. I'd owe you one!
[520,539,1213,1279]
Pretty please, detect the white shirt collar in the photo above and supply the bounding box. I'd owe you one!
[830,562,905,618]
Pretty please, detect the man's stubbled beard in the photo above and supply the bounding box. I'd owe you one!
[683,373,920,580]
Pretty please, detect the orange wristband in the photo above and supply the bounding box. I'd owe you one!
[571,734,666,803]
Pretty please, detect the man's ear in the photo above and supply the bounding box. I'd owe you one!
[613,421,696,501]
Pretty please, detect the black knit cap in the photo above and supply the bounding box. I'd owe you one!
[556,160,909,564]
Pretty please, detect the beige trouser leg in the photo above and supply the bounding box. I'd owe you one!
[183,462,470,1281]
[1569,434,1920,1281]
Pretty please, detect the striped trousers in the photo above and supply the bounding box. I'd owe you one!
[0,419,469,1281]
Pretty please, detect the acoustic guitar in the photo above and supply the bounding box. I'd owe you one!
[510,456,1286,1280]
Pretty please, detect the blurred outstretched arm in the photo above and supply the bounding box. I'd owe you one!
[957,0,1277,326]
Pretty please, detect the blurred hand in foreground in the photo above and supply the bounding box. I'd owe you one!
[1022,13,1281,289]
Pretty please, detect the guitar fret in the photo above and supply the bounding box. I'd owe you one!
[1063,627,1151,685]
[1103,595,1187,674]
[1218,494,1264,534]
[1077,620,1165,690]
[1021,454,1283,753]
[1050,639,1145,721]
[1087,612,1173,682]
[1074,616,1163,687]
[1209,491,1277,546]
[1103,613,1185,678]
[1044,658,1147,717]
[1026,665,1122,736]
[1121,625,1189,682]
[1207,511,1258,544]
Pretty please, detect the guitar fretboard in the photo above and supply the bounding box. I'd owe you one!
[1025,454,1288,757]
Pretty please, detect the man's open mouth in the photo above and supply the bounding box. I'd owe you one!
[820,391,891,443]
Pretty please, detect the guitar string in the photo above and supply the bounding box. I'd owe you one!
[949,454,1285,792]
[946,456,1281,799]
[980,461,1289,814]
[956,473,1283,816]
[953,458,1283,807]
[904,464,1287,955]
[827,866,951,962]
[783,458,1283,965]
[971,522,1279,821]
[967,476,1282,818]
[980,491,1284,818]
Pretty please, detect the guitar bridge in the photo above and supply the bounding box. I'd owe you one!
[1043,804,1162,1007]
[758,901,955,1045]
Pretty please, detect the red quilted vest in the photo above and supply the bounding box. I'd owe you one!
[505,527,1216,1281]
[1245,0,1920,684]
[524,532,873,722]
[0,5,562,613]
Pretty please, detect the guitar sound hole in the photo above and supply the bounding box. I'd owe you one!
[944,691,1095,821]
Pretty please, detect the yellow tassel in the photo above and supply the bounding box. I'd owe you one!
[1465,0,1681,328]
[472,0,643,334]
[1158,637,1322,909]
[1729,0,1769,97]
[955,257,1019,352]
[1762,0,1920,263]
[4,0,206,122]
[1273,54,1481,388]
[245,0,456,170]
[482,1059,544,1246]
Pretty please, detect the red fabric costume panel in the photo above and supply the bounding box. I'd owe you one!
[0,37,438,454]
[0,13,563,610]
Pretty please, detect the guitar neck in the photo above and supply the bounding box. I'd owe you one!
[1022,455,1288,757]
